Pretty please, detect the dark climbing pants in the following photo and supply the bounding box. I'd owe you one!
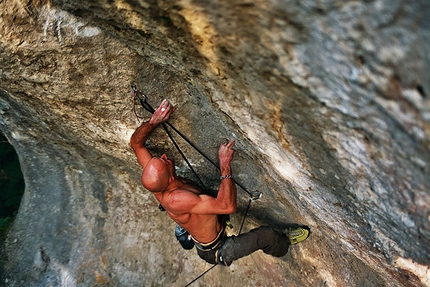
[195,226,290,266]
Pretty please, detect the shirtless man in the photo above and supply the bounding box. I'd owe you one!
[130,99,309,266]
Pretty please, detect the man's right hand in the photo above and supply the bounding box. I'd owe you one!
[149,99,176,125]
[219,139,235,166]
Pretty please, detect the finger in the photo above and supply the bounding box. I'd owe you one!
[167,107,175,115]
[226,139,235,148]
[160,100,172,113]
[157,101,165,112]
[164,100,175,112]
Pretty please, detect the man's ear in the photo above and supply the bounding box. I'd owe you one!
[168,175,175,184]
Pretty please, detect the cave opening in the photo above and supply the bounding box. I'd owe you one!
[0,132,25,242]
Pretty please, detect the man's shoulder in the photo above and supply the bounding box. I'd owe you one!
[178,182,205,195]
[164,187,196,201]
[168,187,200,199]
[161,189,196,215]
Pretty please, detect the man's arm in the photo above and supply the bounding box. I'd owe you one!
[215,139,237,213]
[130,99,175,168]
[168,139,237,215]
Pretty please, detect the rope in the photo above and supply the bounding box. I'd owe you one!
[184,264,217,287]
[161,124,207,190]
[238,198,253,234]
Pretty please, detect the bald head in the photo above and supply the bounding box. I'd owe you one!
[142,158,172,192]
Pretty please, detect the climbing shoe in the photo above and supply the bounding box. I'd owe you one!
[285,227,310,245]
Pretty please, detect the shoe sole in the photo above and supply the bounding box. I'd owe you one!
[288,227,310,245]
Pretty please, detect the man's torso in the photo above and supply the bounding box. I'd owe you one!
[155,179,222,243]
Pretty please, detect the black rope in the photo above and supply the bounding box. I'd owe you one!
[184,264,217,287]
[164,121,252,195]
[161,124,207,190]
[238,198,253,234]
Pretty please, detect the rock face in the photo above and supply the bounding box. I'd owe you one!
[0,0,429,286]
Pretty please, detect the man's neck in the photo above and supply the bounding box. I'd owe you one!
[164,177,184,192]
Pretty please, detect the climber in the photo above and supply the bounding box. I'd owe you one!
[130,99,310,266]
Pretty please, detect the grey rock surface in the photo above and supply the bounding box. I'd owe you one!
[0,0,429,286]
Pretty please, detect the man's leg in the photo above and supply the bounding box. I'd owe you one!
[218,226,290,266]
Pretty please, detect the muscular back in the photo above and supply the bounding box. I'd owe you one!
[154,180,222,243]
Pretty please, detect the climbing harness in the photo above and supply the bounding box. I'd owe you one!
[131,85,263,286]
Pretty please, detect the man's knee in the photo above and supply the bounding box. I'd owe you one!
[217,249,232,266]
[217,237,239,266]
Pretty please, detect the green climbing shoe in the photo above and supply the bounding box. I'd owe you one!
[285,227,310,245]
